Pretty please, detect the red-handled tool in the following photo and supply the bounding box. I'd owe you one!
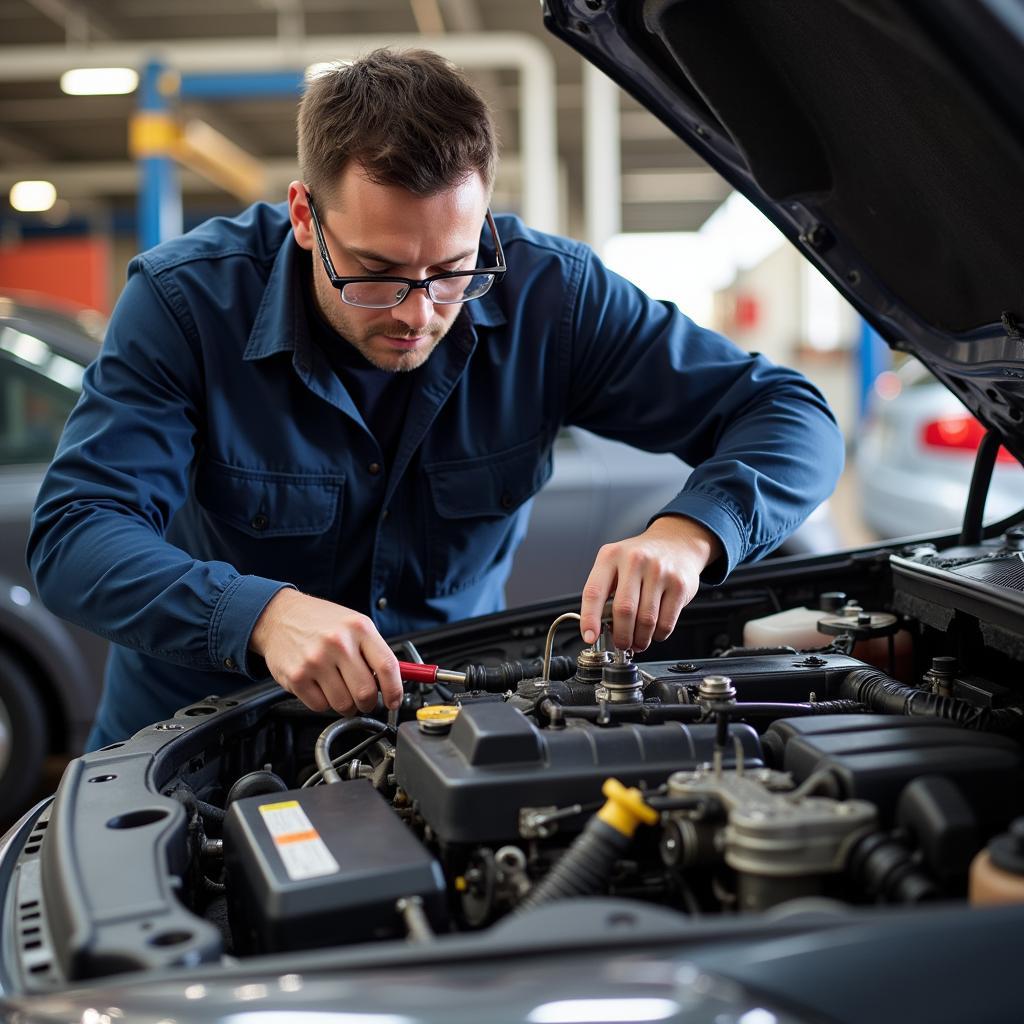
[398,661,467,685]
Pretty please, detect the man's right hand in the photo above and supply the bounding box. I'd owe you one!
[249,589,403,715]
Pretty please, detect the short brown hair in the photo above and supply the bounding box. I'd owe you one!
[297,48,497,205]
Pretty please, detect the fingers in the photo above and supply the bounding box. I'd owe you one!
[653,576,686,644]
[324,655,379,715]
[362,633,403,710]
[291,678,332,715]
[580,548,617,645]
[262,596,403,717]
[581,532,703,651]
[611,564,642,650]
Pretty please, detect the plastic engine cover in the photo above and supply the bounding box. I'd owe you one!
[396,701,762,844]
[223,779,446,953]
[763,715,1024,825]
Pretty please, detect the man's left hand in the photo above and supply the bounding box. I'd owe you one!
[579,515,723,652]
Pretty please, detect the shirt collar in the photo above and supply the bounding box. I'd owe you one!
[244,228,305,361]
[466,288,507,328]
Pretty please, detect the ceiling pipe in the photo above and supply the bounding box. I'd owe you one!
[0,156,530,199]
[0,33,559,232]
[582,58,620,255]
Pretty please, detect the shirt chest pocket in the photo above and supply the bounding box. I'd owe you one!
[194,460,345,598]
[423,435,552,597]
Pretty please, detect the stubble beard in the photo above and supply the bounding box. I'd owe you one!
[313,272,451,373]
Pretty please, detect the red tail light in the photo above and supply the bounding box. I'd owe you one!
[921,415,1016,463]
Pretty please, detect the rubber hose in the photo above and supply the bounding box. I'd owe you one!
[463,655,577,692]
[516,677,607,706]
[537,700,702,724]
[195,798,226,822]
[517,818,631,910]
[732,700,866,717]
[839,668,1024,736]
[850,831,938,903]
[315,717,389,783]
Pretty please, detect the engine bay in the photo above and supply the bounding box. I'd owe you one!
[8,527,1024,989]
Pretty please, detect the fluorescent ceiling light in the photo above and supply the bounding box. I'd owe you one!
[60,67,138,96]
[9,180,57,212]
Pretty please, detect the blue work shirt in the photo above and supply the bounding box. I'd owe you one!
[27,202,844,748]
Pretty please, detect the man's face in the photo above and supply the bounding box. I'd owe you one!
[294,165,489,373]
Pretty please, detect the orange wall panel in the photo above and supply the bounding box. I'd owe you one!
[0,237,111,314]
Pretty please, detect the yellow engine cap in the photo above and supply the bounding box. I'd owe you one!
[416,704,460,733]
[597,777,659,836]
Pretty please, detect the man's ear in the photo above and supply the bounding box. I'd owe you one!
[287,181,315,251]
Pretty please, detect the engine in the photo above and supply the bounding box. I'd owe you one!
[216,602,1024,955]
[18,536,1024,986]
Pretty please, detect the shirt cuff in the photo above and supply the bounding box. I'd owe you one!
[649,489,747,586]
[209,574,295,680]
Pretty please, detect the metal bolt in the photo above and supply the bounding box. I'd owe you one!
[698,675,736,701]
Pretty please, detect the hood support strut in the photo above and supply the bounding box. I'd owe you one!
[961,428,1003,546]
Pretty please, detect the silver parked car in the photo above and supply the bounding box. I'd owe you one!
[857,358,1024,539]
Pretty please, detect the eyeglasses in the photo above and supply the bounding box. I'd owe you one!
[305,190,506,309]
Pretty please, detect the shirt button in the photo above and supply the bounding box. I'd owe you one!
[376,596,388,611]
[250,513,268,531]
[381,508,390,521]
[368,462,382,476]
[224,657,237,670]
[500,492,514,510]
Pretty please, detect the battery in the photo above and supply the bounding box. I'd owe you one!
[223,779,446,953]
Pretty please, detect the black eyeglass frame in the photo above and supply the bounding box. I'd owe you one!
[305,190,507,308]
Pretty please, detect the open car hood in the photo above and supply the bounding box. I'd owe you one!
[543,0,1024,461]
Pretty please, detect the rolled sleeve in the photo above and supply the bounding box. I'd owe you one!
[566,246,844,579]
[650,488,748,584]
[209,575,294,677]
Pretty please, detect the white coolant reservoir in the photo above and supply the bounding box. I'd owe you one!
[743,593,913,679]
[742,606,827,651]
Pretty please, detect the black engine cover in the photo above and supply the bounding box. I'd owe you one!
[396,701,762,844]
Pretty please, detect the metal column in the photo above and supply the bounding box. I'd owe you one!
[134,61,182,252]
[583,59,620,255]
[858,318,891,419]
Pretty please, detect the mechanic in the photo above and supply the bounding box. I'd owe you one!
[28,49,844,750]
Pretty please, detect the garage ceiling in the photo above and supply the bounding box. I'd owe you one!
[0,0,728,237]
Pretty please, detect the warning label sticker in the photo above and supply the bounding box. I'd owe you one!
[258,800,339,881]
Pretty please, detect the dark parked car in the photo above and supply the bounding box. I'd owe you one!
[4,3,1024,1023]
[0,295,108,822]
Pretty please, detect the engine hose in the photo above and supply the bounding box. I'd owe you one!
[731,700,866,718]
[315,717,389,783]
[849,831,938,903]
[537,699,702,725]
[462,655,577,692]
[516,676,610,707]
[517,779,658,911]
[194,798,226,822]
[839,668,1024,736]
[169,785,226,822]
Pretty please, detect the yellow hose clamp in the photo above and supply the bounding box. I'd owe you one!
[597,777,659,837]
[416,704,460,734]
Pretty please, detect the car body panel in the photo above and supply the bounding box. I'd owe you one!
[543,0,1024,466]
